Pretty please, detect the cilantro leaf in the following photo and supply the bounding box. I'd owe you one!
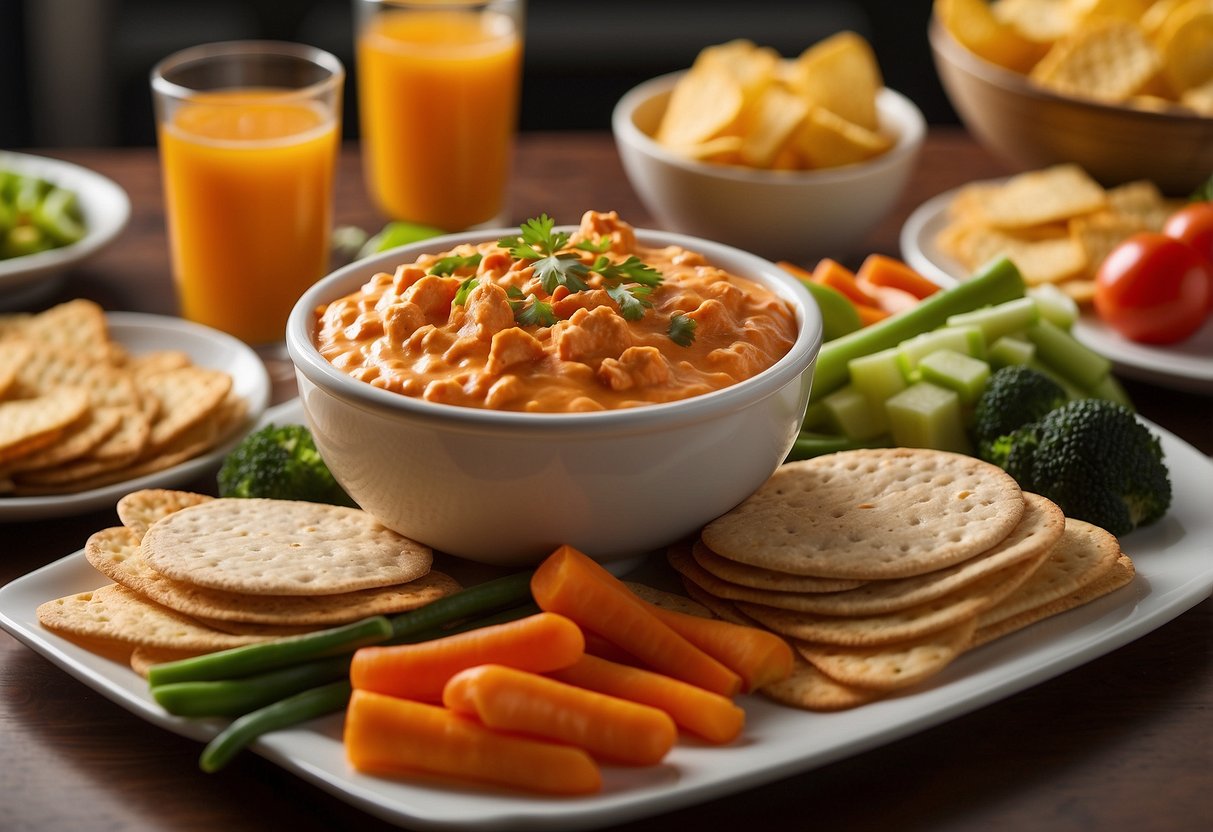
[428,253,482,276]
[512,296,558,327]
[576,237,613,253]
[667,312,697,347]
[595,255,663,288]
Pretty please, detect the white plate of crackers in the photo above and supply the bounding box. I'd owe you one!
[0,392,1210,830]
[0,301,271,520]
[899,169,1213,394]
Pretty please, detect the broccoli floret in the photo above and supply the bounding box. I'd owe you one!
[217,423,356,507]
[982,399,1171,537]
[971,365,1068,458]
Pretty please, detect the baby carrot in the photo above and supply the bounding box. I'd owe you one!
[345,689,602,796]
[639,601,794,693]
[856,253,941,300]
[531,545,742,697]
[812,258,880,307]
[443,664,677,766]
[350,611,584,702]
[549,653,745,745]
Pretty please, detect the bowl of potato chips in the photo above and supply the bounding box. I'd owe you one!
[930,0,1213,195]
[611,35,926,262]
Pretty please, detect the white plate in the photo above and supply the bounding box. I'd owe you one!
[0,312,271,522]
[0,151,131,310]
[900,186,1213,394]
[1,399,1210,831]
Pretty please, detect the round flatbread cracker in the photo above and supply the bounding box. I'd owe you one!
[701,448,1025,580]
[140,498,432,596]
[691,539,866,593]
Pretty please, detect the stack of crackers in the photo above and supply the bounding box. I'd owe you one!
[936,164,1180,303]
[0,300,246,495]
[669,447,1135,711]
[36,489,460,676]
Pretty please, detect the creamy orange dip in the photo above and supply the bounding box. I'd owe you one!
[315,211,797,412]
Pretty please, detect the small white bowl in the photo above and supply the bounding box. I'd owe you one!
[611,71,926,263]
[0,151,131,310]
[286,227,822,567]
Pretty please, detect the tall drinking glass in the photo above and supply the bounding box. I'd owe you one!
[152,41,343,345]
[353,0,524,231]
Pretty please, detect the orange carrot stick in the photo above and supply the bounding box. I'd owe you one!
[349,611,584,702]
[812,258,880,307]
[638,602,794,693]
[345,689,602,795]
[443,664,677,766]
[854,301,891,326]
[549,653,745,745]
[530,546,742,697]
[581,630,641,666]
[855,254,941,300]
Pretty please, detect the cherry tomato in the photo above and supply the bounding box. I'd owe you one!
[1093,232,1213,345]
[1163,201,1213,269]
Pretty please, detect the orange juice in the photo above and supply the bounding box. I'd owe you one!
[357,7,522,230]
[159,91,339,343]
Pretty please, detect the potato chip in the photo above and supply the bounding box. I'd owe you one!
[794,106,893,170]
[655,63,745,148]
[786,31,883,131]
[739,86,809,168]
[936,0,1048,72]
[1029,19,1163,101]
[993,0,1077,44]
[1156,2,1213,93]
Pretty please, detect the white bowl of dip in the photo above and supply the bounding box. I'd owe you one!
[286,217,822,567]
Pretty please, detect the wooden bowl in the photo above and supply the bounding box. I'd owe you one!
[929,18,1213,196]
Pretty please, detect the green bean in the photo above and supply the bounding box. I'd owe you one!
[199,680,353,773]
[146,615,393,688]
[151,654,353,718]
[386,569,535,642]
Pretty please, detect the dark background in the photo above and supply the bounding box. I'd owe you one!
[0,0,954,149]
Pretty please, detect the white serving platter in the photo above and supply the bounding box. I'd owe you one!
[1,396,1209,831]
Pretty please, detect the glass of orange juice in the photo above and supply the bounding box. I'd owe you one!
[353,0,524,231]
[152,41,344,345]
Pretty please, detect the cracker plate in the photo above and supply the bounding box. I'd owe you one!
[1,399,1209,832]
[0,313,272,521]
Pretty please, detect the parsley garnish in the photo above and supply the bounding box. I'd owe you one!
[667,312,697,347]
[453,276,479,306]
[497,215,672,334]
[428,253,482,276]
[511,294,557,327]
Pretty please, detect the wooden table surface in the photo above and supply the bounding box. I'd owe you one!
[2,130,1210,832]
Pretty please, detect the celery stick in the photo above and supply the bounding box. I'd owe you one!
[1027,284,1079,330]
[896,325,986,378]
[946,297,1039,343]
[809,257,1025,402]
[1025,319,1111,391]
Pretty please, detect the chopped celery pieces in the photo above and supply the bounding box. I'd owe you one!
[917,349,991,404]
[988,335,1036,368]
[823,384,889,440]
[946,297,1038,343]
[885,381,972,455]
[848,347,907,404]
[1027,284,1079,329]
[896,325,985,378]
[809,257,1025,401]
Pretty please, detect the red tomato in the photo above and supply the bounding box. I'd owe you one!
[1163,201,1213,270]
[1093,232,1213,345]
